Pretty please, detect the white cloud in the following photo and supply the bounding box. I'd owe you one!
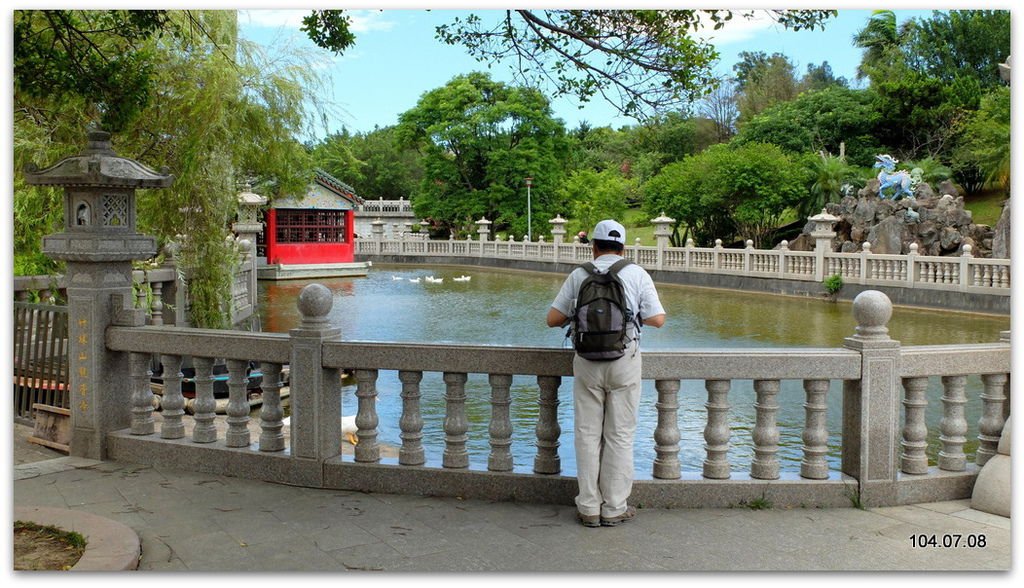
[693,11,782,46]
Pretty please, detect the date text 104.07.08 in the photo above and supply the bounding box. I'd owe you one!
[910,534,986,548]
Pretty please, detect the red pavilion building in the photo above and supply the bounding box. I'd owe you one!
[257,169,370,280]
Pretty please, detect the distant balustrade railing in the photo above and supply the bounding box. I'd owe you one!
[100,286,1010,508]
[356,234,1010,295]
[358,198,414,214]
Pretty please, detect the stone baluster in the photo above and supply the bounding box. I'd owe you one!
[225,358,251,447]
[191,357,218,443]
[703,379,731,479]
[289,284,343,474]
[751,379,781,479]
[257,363,285,452]
[136,283,149,319]
[959,244,972,289]
[443,372,469,468]
[841,290,900,506]
[653,379,681,479]
[800,379,829,479]
[534,375,562,474]
[160,354,185,439]
[938,375,968,471]
[150,281,164,326]
[398,370,425,466]
[899,376,929,474]
[129,352,155,435]
[977,373,1008,466]
[355,369,380,462]
[488,374,514,472]
[778,240,789,277]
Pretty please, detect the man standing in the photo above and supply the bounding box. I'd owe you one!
[546,219,666,527]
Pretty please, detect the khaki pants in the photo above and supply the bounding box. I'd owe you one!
[572,348,642,518]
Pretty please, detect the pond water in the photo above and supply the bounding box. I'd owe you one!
[257,264,1008,477]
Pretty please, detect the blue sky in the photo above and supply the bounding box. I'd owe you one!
[238,5,939,140]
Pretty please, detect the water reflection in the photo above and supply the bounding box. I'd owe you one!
[257,265,1008,476]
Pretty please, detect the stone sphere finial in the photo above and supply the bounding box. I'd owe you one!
[852,290,892,339]
[297,283,333,326]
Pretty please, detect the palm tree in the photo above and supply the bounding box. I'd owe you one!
[852,10,915,82]
[804,153,857,219]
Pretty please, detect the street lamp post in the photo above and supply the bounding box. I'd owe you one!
[525,177,533,242]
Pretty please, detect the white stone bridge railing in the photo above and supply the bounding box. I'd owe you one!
[357,234,1010,297]
[98,285,1010,509]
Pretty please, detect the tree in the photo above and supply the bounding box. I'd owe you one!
[308,9,835,119]
[697,78,739,145]
[800,61,848,91]
[14,10,327,328]
[644,142,807,247]
[312,126,423,200]
[851,9,914,82]
[903,10,1010,90]
[13,10,172,132]
[733,86,882,168]
[804,153,860,219]
[558,169,633,236]
[955,86,1010,193]
[396,72,568,238]
[734,52,799,125]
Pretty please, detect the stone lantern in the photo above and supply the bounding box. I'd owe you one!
[808,208,839,281]
[26,129,172,459]
[27,130,170,262]
[476,216,492,242]
[549,214,567,245]
[233,184,267,311]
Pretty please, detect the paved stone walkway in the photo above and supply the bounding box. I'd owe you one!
[11,422,1012,573]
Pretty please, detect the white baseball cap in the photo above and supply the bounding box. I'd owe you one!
[592,219,626,244]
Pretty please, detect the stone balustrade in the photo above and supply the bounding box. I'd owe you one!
[100,285,1010,509]
[357,213,1010,319]
[357,231,1010,299]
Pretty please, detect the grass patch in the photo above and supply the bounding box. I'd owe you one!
[962,188,1008,226]
[624,208,656,246]
[14,520,87,570]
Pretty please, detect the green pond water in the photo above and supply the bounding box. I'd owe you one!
[257,264,1008,477]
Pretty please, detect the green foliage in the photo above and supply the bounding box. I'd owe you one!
[312,126,423,200]
[14,10,327,328]
[955,86,1010,193]
[427,9,834,119]
[902,157,952,186]
[902,10,1010,90]
[13,10,172,131]
[852,10,914,82]
[557,169,633,236]
[644,142,807,247]
[397,72,568,238]
[804,153,860,219]
[734,86,882,168]
[868,70,970,161]
[823,274,844,297]
[300,10,356,54]
[734,52,799,125]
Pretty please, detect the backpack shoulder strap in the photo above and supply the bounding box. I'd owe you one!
[606,258,633,277]
[580,262,600,276]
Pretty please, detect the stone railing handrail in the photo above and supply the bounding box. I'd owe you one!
[357,198,414,214]
[357,236,1010,296]
[98,286,1009,510]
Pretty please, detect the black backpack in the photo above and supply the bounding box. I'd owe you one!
[570,259,637,361]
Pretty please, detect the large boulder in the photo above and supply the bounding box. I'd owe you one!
[866,216,908,254]
[991,200,1011,258]
[799,179,995,258]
